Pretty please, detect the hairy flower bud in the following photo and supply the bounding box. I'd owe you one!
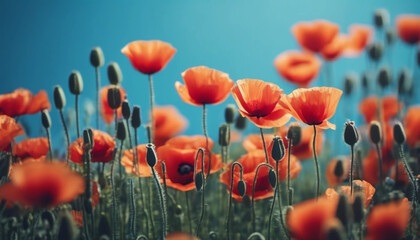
[237,180,246,198]
[107,62,123,85]
[369,121,382,144]
[122,100,131,120]
[116,121,127,141]
[53,85,66,110]
[41,110,51,129]
[386,27,396,46]
[107,87,122,110]
[146,143,157,167]
[268,169,277,188]
[393,122,406,145]
[373,8,390,28]
[68,71,83,95]
[218,123,230,147]
[398,68,412,95]
[344,121,359,146]
[131,105,141,129]
[367,42,383,62]
[287,124,302,146]
[235,115,247,130]
[334,160,344,178]
[271,136,285,162]
[90,47,105,68]
[353,193,364,223]
[344,73,357,96]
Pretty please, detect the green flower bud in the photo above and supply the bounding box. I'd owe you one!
[90,47,104,68]
[68,70,83,95]
[107,62,123,85]
[53,85,66,110]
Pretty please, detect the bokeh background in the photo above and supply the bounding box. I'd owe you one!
[1,0,420,155]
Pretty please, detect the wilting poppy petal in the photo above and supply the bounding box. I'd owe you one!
[343,24,373,57]
[396,15,420,45]
[13,138,49,160]
[279,87,342,129]
[0,115,24,151]
[153,106,188,147]
[0,89,50,117]
[69,130,116,164]
[121,144,152,178]
[404,106,420,147]
[292,20,340,53]
[100,85,126,124]
[274,51,321,87]
[175,66,234,106]
[121,40,176,75]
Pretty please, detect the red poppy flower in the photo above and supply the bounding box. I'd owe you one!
[287,197,338,240]
[13,138,49,160]
[153,106,188,147]
[0,161,84,208]
[69,130,116,164]
[325,157,350,187]
[363,148,395,186]
[175,66,234,106]
[166,232,199,240]
[366,198,410,240]
[390,162,409,186]
[359,95,402,124]
[279,87,343,129]
[231,79,291,128]
[121,40,176,75]
[278,125,324,160]
[242,133,275,152]
[121,144,152,178]
[324,180,375,207]
[344,24,373,57]
[72,210,83,227]
[404,106,420,147]
[100,85,126,124]
[320,34,348,61]
[396,15,420,45]
[157,135,223,191]
[0,88,50,117]
[0,115,24,151]
[292,20,340,53]
[274,51,321,87]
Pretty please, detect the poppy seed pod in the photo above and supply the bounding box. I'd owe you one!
[353,194,364,223]
[131,105,141,129]
[334,160,344,178]
[53,85,66,110]
[107,87,122,110]
[373,9,390,28]
[336,194,351,227]
[225,104,236,124]
[369,121,382,144]
[90,47,104,68]
[146,143,157,167]
[393,122,406,145]
[268,169,277,188]
[237,180,246,198]
[68,71,83,95]
[287,124,302,146]
[386,28,397,46]
[367,42,383,62]
[57,212,77,240]
[234,115,247,130]
[83,129,92,146]
[122,100,130,120]
[107,62,123,85]
[116,121,127,141]
[343,73,357,95]
[398,68,412,95]
[377,66,392,88]
[195,172,204,191]
[218,123,230,147]
[41,110,51,129]
[271,136,285,162]
[344,121,359,146]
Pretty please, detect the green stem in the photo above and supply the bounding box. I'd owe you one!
[151,167,167,240]
[76,95,80,138]
[128,179,136,240]
[59,110,70,163]
[226,163,243,240]
[260,128,269,163]
[194,148,206,237]
[203,104,212,176]
[110,148,119,240]
[287,140,292,205]
[312,125,320,201]
[375,143,383,186]
[95,67,100,130]
[350,145,354,195]
[185,191,192,234]
[148,74,155,144]
[46,127,53,160]
[251,163,273,233]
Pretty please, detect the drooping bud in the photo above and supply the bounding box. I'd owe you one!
[367,42,383,62]
[116,121,127,141]
[386,27,397,46]
[90,47,105,68]
[68,71,83,95]
[131,105,141,129]
[122,100,131,120]
[343,73,357,95]
[235,115,247,130]
[334,160,344,179]
[353,193,364,223]
[107,62,123,85]
[287,124,302,146]
[41,110,51,129]
[218,123,230,147]
[146,143,157,167]
[377,66,392,88]
[195,171,204,191]
[107,87,122,110]
[271,136,285,162]
[56,212,77,240]
[369,121,382,144]
[398,68,412,95]
[344,121,359,146]
[373,8,390,28]
[237,180,246,198]
[393,122,406,145]
[225,104,236,124]
[268,169,277,188]
[53,85,66,110]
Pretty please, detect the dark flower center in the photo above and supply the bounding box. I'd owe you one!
[178,163,194,175]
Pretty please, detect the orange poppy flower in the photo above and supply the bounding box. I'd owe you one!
[366,198,410,240]
[359,95,401,124]
[121,40,176,75]
[278,125,324,160]
[231,79,291,128]
[69,130,116,164]
[396,15,420,45]
[320,34,348,61]
[274,51,321,87]
[344,24,373,57]
[279,87,343,129]
[0,115,24,151]
[100,85,126,124]
[390,162,409,186]
[13,138,49,160]
[0,88,50,117]
[156,135,223,191]
[0,161,84,208]
[292,20,340,53]
[153,106,188,147]
[72,210,83,227]
[175,66,234,106]
[242,133,275,152]
[404,106,420,147]
[166,232,199,240]
[325,157,350,187]
[324,180,375,207]
[287,197,338,240]
[363,148,396,186]
[121,144,152,178]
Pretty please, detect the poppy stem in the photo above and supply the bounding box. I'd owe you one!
[194,148,206,237]
[128,179,137,240]
[398,145,418,211]
[260,128,269,163]
[185,191,192,234]
[203,104,212,176]
[76,95,80,138]
[350,144,354,195]
[267,163,278,240]
[110,147,119,240]
[150,167,167,239]
[45,127,53,160]
[59,109,70,164]
[287,140,292,205]
[114,109,117,135]
[147,179,156,240]
[312,125,320,201]
[226,162,243,240]
[148,74,155,144]
[251,163,274,233]
[95,67,100,130]
[374,143,383,185]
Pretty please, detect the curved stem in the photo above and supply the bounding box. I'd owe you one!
[226,163,243,240]
[194,148,206,236]
[251,163,274,233]
[95,67,100,130]
[350,145,354,195]
[312,125,320,200]
[375,143,383,185]
[287,140,292,205]
[185,191,192,234]
[59,110,70,163]
[148,74,155,144]
[203,104,212,176]
[260,128,269,163]
[76,95,80,138]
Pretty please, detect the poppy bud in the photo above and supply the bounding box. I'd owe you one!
[41,110,51,129]
[326,221,346,240]
[336,194,352,226]
[386,27,397,46]
[377,66,392,89]
[87,128,94,147]
[57,212,77,240]
[271,136,285,162]
[218,123,230,147]
[107,87,121,110]
[41,210,55,230]
[344,121,359,146]
[116,121,127,141]
[209,231,217,240]
[68,71,83,95]
[393,122,406,145]
[373,8,390,28]
[334,160,344,178]
[235,115,247,130]
[122,100,130,120]
[353,193,364,223]
[237,180,246,198]
[369,121,382,144]
[53,85,66,110]
[83,129,92,146]
[367,42,383,62]
[131,105,141,129]
[398,68,412,95]
[268,169,277,188]
[195,172,204,191]
[146,143,157,167]
[343,73,357,96]
[98,213,111,238]
[287,124,302,146]
[90,47,104,68]
[225,104,236,124]
[107,62,123,85]
[361,71,370,91]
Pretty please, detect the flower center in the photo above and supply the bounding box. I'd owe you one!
[178,163,194,175]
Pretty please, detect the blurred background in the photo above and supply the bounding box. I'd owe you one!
[1,0,420,155]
